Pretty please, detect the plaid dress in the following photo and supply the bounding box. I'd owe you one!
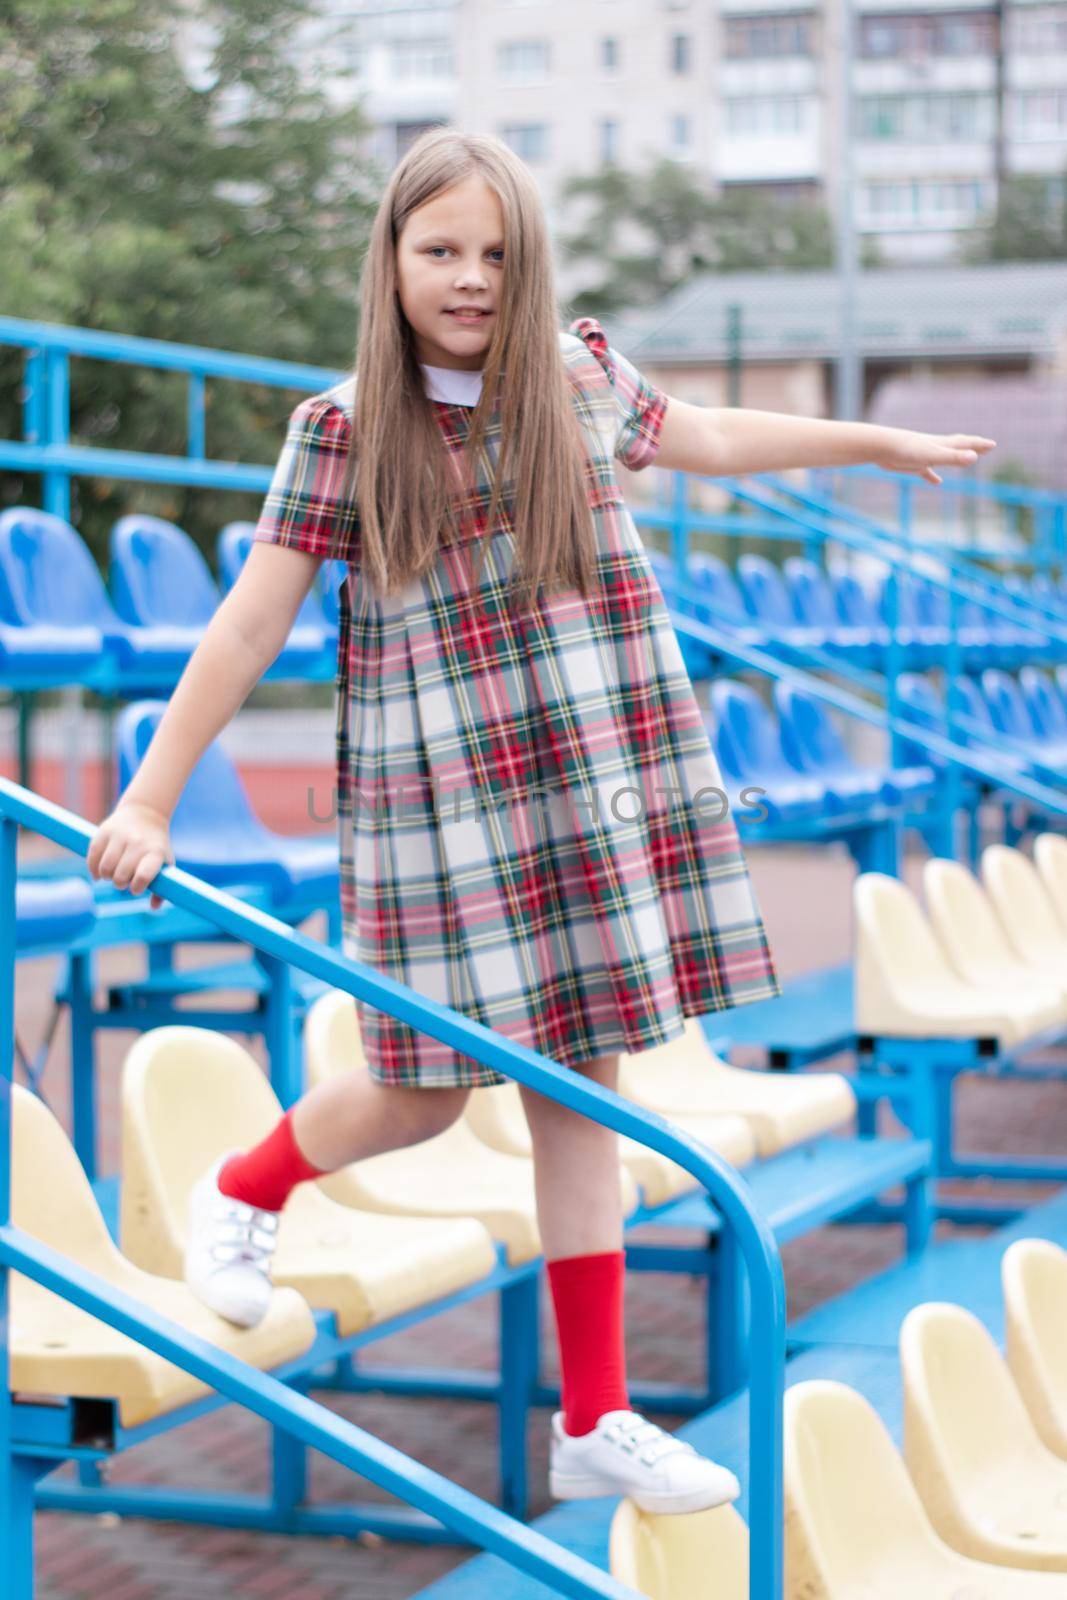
[253,316,780,1086]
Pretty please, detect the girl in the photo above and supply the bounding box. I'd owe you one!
[87,129,994,1516]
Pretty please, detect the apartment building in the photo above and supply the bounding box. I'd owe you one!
[230,0,1067,264]
[299,0,459,167]
[457,0,1067,263]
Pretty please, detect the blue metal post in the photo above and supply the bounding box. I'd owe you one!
[670,470,688,577]
[941,584,964,859]
[43,347,70,523]
[498,1273,537,1518]
[68,950,97,1180]
[262,952,301,1107]
[188,371,206,460]
[0,815,33,1598]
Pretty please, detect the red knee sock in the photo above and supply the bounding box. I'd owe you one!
[546,1249,630,1437]
[217,1108,327,1213]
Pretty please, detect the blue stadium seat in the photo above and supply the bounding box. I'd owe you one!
[0,507,239,694]
[641,550,719,678]
[981,668,1067,771]
[895,673,948,770]
[773,682,935,807]
[735,554,831,655]
[687,553,757,629]
[0,508,124,689]
[15,876,96,951]
[217,522,334,677]
[317,560,346,630]
[645,549,676,589]
[109,515,222,681]
[874,572,947,665]
[706,679,846,825]
[912,577,996,670]
[782,557,880,667]
[956,591,1036,668]
[116,701,338,909]
[1019,666,1067,739]
[836,571,948,671]
[830,571,909,658]
[688,553,808,657]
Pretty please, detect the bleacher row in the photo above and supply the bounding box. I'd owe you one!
[2,502,1062,702]
[646,549,1067,671]
[0,506,345,689]
[9,832,1066,1571]
[609,1236,1067,1598]
[408,834,1067,1596]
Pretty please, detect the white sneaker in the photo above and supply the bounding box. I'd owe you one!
[184,1154,281,1328]
[549,1408,741,1515]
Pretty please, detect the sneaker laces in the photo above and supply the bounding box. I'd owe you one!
[208,1196,279,1269]
[604,1412,695,1468]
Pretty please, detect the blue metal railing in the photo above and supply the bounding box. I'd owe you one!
[0,776,788,1599]
[2,314,340,523]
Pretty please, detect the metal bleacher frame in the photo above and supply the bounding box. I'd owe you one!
[1,311,1067,1595]
[0,777,790,1600]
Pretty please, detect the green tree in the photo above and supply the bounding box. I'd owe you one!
[959,170,1067,264]
[0,0,379,560]
[556,159,876,314]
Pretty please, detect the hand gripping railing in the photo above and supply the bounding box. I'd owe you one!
[0,777,787,1599]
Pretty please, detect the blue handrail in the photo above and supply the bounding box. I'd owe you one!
[0,776,788,1598]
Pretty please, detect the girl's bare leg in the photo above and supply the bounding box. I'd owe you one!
[519,1053,623,1259]
[291,1071,470,1172]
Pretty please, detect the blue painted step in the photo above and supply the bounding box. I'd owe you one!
[409,1346,900,1600]
[790,1180,1067,1351]
[705,964,854,1068]
[653,1132,929,1245]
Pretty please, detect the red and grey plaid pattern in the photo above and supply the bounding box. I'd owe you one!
[254,316,780,1085]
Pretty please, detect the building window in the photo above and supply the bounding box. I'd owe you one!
[389,39,453,80]
[599,117,619,164]
[499,122,550,161]
[725,93,807,136]
[858,12,997,58]
[857,92,997,142]
[498,39,552,82]
[724,15,814,58]
[669,32,692,72]
[1010,4,1067,53]
[601,36,619,71]
[337,38,365,75]
[1011,87,1067,138]
[860,177,995,225]
[669,112,692,152]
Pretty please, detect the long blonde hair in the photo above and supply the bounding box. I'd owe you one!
[344,128,598,613]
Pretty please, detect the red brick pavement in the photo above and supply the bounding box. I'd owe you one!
[12,788,1067,1599]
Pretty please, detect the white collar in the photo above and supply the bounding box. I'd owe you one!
[421,362,484,406]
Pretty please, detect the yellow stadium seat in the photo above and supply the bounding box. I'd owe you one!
[464,1077,756,1209]
[854,872,1062,1046]
[303,989,552,1264]
[901,1301,1067,1571]
[1003,1238,1067,1460]
[609,1495,749,1599]
[923,858,1067,1010]
[120,1025,497,1336]
[784,1379,1067,1596]
[617,1018,856,1157]
[10,1085,316,1430]
[1033,833,1067,936]
[981,845,1067,981]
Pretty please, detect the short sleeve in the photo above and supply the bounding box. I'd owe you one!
[568,316,669,471]
[252,395,360,565]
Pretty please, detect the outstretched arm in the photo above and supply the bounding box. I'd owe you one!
[653,394,996,486]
